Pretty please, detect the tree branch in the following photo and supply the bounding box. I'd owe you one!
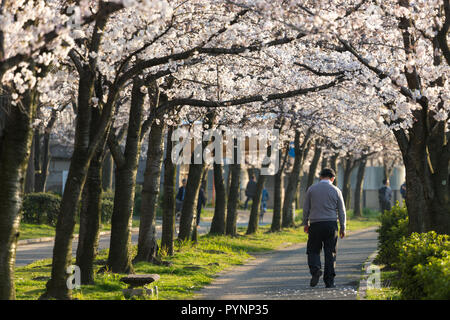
[294,62,346,77]
[117,32,306,87]
[436,0,450,66]
[154,75,345,118]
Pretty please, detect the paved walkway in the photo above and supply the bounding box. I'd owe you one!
[196,227,378,300]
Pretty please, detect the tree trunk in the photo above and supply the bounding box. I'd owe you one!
[75,139,104,284]
[0,91,36,300]
[178,112,215,241]
[178,162,204,241]
[306,141,322,190]
[321,154,328,170]
[341,156,356,209]
[246,170,266,234]
[35,107,60,193]
[391,0,450,234]
[282,131,310,228]
[24,135,35,194]
[383,158,395,182]
[107,78,145,274]
[209,163,227,235]
[394,126,450,234]
[271,165,283,232]
[271,146,288,232]
[353,158,367,217]
[225,164,231,199]
[329,154,338,186]
[43,66,98,300]
[226,163,241,236]
[102,151,113,191]
[35,126,52,193]
[161,126,176,255]
[44,13,117,299]
[134,119,164,263]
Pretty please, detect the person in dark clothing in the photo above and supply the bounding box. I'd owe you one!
[378,179,393,212]
[302,168,346,288]
[259,188,269,224]
[244,175,257,210]
[196,186,207,226]
[400,181,406,200]
[176,178,187,214]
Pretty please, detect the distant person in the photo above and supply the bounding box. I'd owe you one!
[400,181,406,200]
[176,178,187,215]
[244,175,257,210]
[196,186,207,226]
[302,168,346,288]
[378,179,393,212]
[259,187,269,224]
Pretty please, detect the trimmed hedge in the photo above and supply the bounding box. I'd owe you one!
[396,231,450,299]
[376,202,409,267]
[21,192,61,226]
[101,198,114,224]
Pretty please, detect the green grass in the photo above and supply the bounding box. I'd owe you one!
[15,225,308,300]
[345,208,381,232]
[18,219,140,240]
[365,265,402,300]
[19,223,57,240]
[15,209,380,300]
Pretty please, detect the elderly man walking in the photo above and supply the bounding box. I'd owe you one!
[302,168,346,288]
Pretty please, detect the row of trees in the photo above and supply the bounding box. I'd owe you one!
[0,0,448,300]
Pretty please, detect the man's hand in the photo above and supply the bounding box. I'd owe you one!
[304,225,309,233]
[339,230,346,239]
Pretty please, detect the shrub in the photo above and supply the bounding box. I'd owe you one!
[22,192,61,226]
[101,198,114,224]
[376,202,409,267]
[396,231,450,299]
[133,184,142,217]
[414,255,450,300]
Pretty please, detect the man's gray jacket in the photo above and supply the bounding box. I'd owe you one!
[302,180,346,231]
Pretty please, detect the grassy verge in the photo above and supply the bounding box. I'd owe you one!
[15,210,380,300]
[365,265,402,300]
[15,225,308,300]
[18,219,140,240]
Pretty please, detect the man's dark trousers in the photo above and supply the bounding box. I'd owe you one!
[307,221,338,286]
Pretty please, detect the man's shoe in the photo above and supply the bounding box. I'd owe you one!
[325,283,336,288]
[310,270,322,287]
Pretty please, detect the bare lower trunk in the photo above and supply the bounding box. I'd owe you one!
[341,156,356,209]
[271,166,283,232]
[353,158,367,217]
[134,120,164,263]
[102,152,113,191]
[209,163,227,235]
[271,146,287,232]
[226,163,241,236]
[282,131,310,228]
[178,112,215,241]
[161,126,176,255]
[0,92,35,300]
[246,170,266,234]
[24,136,35,194]
[43,67,96,300]
[178,162,204,241]
[107,78,145,273]
[107,167,136,273]
[329,154,338,186]
[44,145,91,299]
[306,141,322,190]
[75,142,103,284]
[35,108,58,193]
